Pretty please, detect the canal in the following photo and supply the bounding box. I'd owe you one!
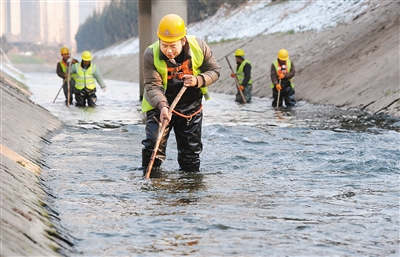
[27,72,399,256]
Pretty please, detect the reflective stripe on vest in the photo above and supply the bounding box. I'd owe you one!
[270,59,294,88]
[142,36,208,112]
[60,61,77,81]
[74,64,96,90]
[236,59,252,85]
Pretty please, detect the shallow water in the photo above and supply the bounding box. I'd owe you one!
[27,72,399,256]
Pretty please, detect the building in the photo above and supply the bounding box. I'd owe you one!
[1,0,109,50]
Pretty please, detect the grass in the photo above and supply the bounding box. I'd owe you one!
[8,54,47,64]
[208,37,238,45]
[286,29,295,35]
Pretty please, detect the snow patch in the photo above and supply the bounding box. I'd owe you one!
[93,0,370,58]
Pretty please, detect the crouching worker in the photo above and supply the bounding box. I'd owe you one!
[141,14,220,173]
[69,51,106,107]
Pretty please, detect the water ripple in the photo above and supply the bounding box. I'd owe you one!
[25,73,400,256]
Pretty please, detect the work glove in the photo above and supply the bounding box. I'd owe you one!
[239,85,244,91]
[231,73,235,78]
[66,57,72,63]
[278,73,285,79]
[102,87,107,92]
[276,84,282,91]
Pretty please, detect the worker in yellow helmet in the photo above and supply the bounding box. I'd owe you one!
[69,51,107,107]
[141,13,221,174]
[56,47,78,105]
[230,48,253,103]
[270,49,296,107]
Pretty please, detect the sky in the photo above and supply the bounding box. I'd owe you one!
[93,0,372,59]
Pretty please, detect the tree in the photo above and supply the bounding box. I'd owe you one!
[75,0,246,51]
[1,35,12,53]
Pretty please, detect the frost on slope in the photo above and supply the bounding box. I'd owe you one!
[188,0,369,42]
[93,37,139,58]
[94,0,371,57]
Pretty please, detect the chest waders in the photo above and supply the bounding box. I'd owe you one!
[141,36,205,174]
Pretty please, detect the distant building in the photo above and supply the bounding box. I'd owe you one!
[1,0,110,50]
[1,0,21,43]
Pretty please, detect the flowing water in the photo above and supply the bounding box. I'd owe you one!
[27,72,399,256]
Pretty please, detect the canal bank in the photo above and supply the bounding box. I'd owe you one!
[1,1,399,254]
[11,70,400,256]
[1,65,399,255]
[0,74,74,256]
[92,1,399,117]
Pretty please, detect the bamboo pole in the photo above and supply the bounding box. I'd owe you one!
[144,86,187,179]
[226,56,246,103]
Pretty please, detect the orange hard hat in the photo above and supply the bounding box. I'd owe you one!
[157,14,187,42]
[60,47,69,55]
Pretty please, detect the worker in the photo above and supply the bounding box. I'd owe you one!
[141,14,221,173]
[69,51,106,107]
[270,49,296,107]
[231,48,252,103]
[56,47,78,105]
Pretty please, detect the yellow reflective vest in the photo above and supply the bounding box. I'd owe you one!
[60,61,77,82]
[270,59,294,88]
[142,36,209,113]
[236,59,252,85]
[74,64,97,90]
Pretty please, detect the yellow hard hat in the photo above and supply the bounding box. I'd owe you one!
[234,49,245,57]
[60,47,69,55]
[277,49,289,61]
[81,51,92,61]
[157,14,187,42]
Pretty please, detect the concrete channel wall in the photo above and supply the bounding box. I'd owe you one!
[0,74,72,256]
[1,2,399,250]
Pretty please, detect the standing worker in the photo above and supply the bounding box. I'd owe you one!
[270,49,296,107]
[141,14,221,173]
[231,49,252,103]
[56,47,78,105]
[69,51,107,107]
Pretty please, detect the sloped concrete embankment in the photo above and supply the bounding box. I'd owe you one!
[209,1,399,117]
[1,75,72,256]
[95,1,399,117]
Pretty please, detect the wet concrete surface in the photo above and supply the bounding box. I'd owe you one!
[27,72,399,256]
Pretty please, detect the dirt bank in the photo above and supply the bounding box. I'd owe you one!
[94,1,399,117]
[0,74,73,255]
